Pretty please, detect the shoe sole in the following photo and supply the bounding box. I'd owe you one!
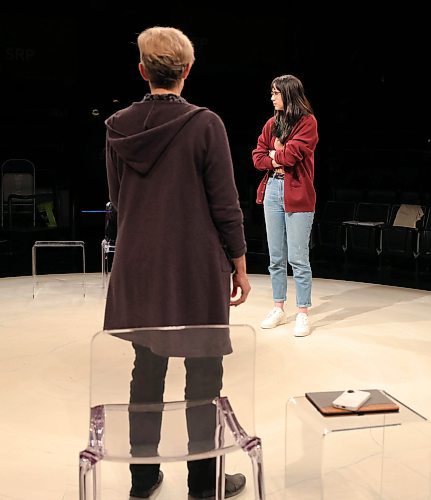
[188,474,246,499]
[260,319,287,329]
[294,330,311,337]
[188,483,246,499]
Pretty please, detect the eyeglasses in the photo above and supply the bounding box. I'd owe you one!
[270,90,281,97]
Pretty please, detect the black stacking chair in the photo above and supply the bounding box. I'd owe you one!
[381,204,426,260]
[418,207,431,273]
[343,202,391,256]
[379,204,427,284]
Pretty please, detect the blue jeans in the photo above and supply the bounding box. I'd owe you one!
[263,177,314,308]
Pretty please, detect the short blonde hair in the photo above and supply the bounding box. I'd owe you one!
[137,27,195,88]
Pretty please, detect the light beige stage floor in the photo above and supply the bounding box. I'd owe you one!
[1,273,431,499]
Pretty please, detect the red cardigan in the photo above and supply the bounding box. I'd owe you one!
[252,114,318,212]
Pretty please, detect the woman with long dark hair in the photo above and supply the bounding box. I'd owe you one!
[252,74,318,336]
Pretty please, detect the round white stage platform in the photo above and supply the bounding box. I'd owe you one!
[1,273,430,499]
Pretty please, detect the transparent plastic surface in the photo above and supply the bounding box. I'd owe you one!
[285,392,431,499]
[100,239,115,290]
[79,324,265,499]
[32,240,86,297]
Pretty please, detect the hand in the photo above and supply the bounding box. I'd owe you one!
[274,138,283,150]
[269,149,282,167]
[230,271,251,306]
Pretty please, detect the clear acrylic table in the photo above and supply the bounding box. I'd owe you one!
[32,240,86,297]
[285,391,431,499]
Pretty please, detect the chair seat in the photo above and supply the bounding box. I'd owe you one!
[93,401,239,463]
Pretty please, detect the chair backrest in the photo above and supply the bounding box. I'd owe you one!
[1,158,36,227]
[88,324,256,461]
[419,207,431,259]
[422,206,431,231]
[1,158,35,197]
[104,201,117,244]
[355,202,391,224]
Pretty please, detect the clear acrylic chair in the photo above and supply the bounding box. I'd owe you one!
[101,238,115,289]
[79,324,265,499]
[101,201,117,290]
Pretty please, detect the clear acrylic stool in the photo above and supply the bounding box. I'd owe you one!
[285,391,431,499]
[101,238,115,290]
[32,240,86,298]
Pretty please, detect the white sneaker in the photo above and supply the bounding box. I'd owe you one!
[294,312,311,337]
[260,307,287,329]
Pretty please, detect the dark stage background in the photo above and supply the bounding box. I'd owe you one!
[1,5,430,289]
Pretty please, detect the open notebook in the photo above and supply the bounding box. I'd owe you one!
[305,389,399,416]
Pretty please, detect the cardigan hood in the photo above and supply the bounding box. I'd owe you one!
[105,100,205,175]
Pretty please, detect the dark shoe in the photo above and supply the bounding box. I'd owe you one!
[129,470,164,499]
[188,473,246,499]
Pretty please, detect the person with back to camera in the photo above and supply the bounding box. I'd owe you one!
[103,26,251,499]
[252,74,318,337]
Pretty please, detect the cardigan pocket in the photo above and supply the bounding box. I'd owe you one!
[256,171,270,204]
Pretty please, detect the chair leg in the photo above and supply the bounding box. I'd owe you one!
[215,402,226,499]
[101,241,106,289]
[79,450,101,500]
[32,245,37,298]
[215,454,226,500]
[248,439,266,500]
[79,455,92,500]
[216,397,266,499]
[93,462,100,500]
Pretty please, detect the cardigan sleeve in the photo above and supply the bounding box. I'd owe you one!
[202,112,246,259]
[274,115,318,167]
[252,119,274,171]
